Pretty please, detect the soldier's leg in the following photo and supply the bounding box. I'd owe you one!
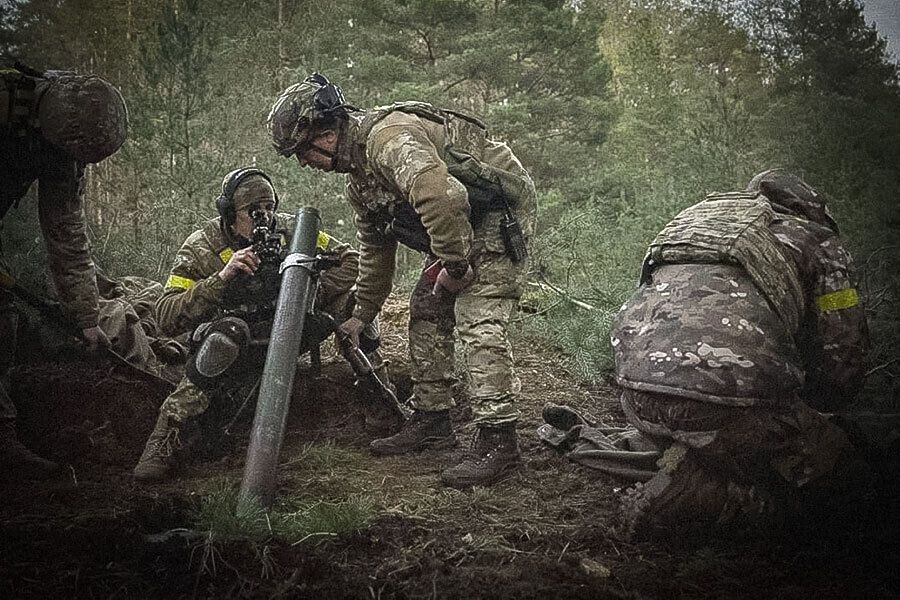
[454,295,519,425]
[133,376,211,481]
[0,290,59,479]
[616,390,780,539]
[441,246,524,488]
[618,390,870,538]
[441,295,521,487]
[370,266,456,455]
[747,402,873,529]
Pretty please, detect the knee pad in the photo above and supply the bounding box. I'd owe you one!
[186,317,251,391]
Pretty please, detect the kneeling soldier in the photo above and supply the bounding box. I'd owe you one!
[133,168,398,482]
[610,170,872,539]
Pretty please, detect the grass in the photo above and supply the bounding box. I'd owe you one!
[192,443,380,545]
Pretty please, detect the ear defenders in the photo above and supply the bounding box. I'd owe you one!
[215,167,279,226]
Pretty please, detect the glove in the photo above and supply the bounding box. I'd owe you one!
[338,316,367,350]
[432,263,474,296]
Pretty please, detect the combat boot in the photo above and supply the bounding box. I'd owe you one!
[133,412,183,482]
[362,399,406,435]
[441,423,520,489]
[0,423,59,480]
[369,409,455,456]
[615,444,775,541]
[359,362,406,434]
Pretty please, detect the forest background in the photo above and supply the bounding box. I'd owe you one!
[2,0,898,407]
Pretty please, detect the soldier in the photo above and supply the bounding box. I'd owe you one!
[1,64,127,479]
[267,73,536,488]
[133,167,396,482]
[609,170,872,539]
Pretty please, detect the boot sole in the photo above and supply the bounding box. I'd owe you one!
[369,435,457,457]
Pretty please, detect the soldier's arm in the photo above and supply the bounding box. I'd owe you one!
[369,117,473,276]
[315,231,359,308]
[155,236,226,336]
[347,181,397,323]
[801,233,870,411]
[37,152,100,330]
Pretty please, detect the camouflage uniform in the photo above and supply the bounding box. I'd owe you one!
[345,107,536,425]
[610,177,871,537]
[268,75,534,486]
[2,68,124,476]
[154,212,358,423]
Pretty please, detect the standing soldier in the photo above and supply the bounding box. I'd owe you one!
[267,74,536,488]
[133,168,397,482]
[610,170,872,538]
[1,64,127,479]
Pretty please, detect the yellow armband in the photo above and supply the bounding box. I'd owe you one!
[165,275,196,290]
[816,288,859,312]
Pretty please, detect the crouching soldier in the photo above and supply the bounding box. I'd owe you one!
[1,64,127,479]
[133,168,399,482]
[610,170,872,539]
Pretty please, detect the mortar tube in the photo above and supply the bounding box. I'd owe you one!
[238,206,321,511]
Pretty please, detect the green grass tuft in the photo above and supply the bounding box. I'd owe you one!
[192,478,378,545]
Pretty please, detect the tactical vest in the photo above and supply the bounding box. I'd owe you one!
[1,68,39,136]
[1,68,44,216]
[642,192,805,332]
[358,102,530,213]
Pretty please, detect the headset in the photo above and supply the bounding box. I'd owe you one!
[215,167,279,227]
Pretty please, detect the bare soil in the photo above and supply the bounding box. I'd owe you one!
[2,298,898,599]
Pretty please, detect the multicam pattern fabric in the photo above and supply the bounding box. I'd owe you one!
[611,185,871,534]
[155,214,357,422]
[613,197,868,409]
[343,106,535,425]
[644,192,804,331]
[156,213,355,336]
[618,389,871,532]
[159,374,213,422]
[3,70,104,333]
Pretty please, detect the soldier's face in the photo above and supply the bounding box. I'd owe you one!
[233,201,275,239]
[295,130,339,172]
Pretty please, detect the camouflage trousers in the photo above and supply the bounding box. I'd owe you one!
[158,300,382,424]
[159,376,214,422]
[408,249,525,425]
[618,389,872,535]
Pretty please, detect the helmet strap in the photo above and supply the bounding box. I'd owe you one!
[330,120,354,173]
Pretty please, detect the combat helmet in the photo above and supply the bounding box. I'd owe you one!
[267,73,353,157]
[37,73,127,163]
[747,168,838,231]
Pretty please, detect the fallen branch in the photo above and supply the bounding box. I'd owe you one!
[527,281,596,311]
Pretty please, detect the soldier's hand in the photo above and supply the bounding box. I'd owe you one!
[433,264,475,296]
[219,247,260,282]
[338,317,366,350]
[81,326,110,353]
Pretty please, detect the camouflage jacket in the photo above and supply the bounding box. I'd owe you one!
[344,104,536,323]
[611,195,869,410]
[156,213,356,336]
[2,70,99,329]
